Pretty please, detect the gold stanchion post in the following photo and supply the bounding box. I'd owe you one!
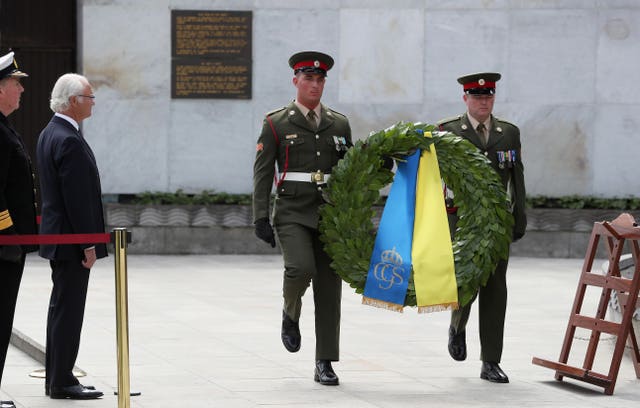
[113,228,132,408]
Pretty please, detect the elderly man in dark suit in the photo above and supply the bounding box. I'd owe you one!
[0,51,38,408]
[36,73,106,400]
[438,72,526,384]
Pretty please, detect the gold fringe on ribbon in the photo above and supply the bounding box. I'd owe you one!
[417,302,459,314]
[362,296,404,313]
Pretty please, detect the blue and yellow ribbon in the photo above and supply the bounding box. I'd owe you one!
[363,132,458,312]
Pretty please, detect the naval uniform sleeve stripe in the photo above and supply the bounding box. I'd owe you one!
[0,210,14,230]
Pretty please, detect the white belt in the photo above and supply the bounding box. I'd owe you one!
[283,171,331,184]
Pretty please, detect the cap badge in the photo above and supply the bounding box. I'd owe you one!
[478,78,485,86]
[314,60,320,68]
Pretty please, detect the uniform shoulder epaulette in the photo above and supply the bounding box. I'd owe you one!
[265,106,286,117]
[494,116,518,129]
[436,115,462,126]
[327,107,347,119]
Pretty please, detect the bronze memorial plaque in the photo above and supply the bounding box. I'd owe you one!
[171,10,252,99]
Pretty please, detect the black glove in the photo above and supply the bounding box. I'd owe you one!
[0,245,23,263]
[255,217,276,248]
[512,231,525,243]
[381,156,394,170]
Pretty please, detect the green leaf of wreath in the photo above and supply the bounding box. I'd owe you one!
[319,122,513,307]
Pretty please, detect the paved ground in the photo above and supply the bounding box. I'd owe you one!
[1,254,639,407]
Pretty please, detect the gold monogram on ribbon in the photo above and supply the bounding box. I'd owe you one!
[372,247,405,290]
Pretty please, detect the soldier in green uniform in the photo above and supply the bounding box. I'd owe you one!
[438,72,526,384]
[252,51,352,385]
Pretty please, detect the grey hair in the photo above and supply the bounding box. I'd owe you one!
[49,73,89,113]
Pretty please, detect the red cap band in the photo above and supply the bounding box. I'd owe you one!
[463,81,496,90]
[293,60,329,71]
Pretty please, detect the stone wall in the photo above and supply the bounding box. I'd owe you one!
[82,1,640,198]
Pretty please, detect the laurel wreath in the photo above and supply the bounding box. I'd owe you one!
[318,122,514,307]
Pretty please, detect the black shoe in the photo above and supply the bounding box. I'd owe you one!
[448,326,466,361]
[281,311,301,352]
[314,360,339,385]
[1,400,16,408]
[49,384,104,399]
[46,383,95,396]
[480,361,509,383]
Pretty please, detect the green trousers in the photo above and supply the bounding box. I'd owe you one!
[451,258,508,363]
[448,213,509,363]
[275,222,341,361]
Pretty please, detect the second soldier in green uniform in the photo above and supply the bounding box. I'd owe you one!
[252,51,352,385]
[438,72,526,384]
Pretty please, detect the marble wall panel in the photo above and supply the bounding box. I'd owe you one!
[339,9,424,104]
[85,99,170,193]
[592,105,640,196]
[508,10,597,104]
[424,10,510,104]
[514,104,595,196]
[596,10,640,104]
[83,5,169,99]
[167,100,254,193]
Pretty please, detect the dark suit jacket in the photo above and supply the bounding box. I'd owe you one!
[0,113,38,252]
[253,101,352,229]
[36,115,107,260]
[439,113,527,239]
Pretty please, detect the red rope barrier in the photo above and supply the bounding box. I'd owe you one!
[0,233,112,245]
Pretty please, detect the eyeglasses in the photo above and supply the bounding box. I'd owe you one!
[75,94,95,99]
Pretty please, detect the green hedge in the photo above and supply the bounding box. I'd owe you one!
[526,195,640,210]
[130,190,251,206]
[126,190,640,210]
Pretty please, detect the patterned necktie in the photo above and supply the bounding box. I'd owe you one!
[307,110,318,131]
[476,123,488,145]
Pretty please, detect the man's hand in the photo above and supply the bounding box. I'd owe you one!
[513,231,525,243]
[254,218,276,248]
[82,246,97,269]
[0,245,22,263]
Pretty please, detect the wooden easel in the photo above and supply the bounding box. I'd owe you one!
[532,213,640,395]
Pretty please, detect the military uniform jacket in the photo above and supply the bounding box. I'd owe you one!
[253,101,352,229]
[438,113,527,238]
[0,113,38,252]
[36,116,107,260]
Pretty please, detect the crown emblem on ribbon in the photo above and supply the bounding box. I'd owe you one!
[380,247,403,265]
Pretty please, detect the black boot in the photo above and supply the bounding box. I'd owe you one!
[480,361,509,383]
[281,311,301,352]
[448,326,466,361]
[314,360,339,385]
